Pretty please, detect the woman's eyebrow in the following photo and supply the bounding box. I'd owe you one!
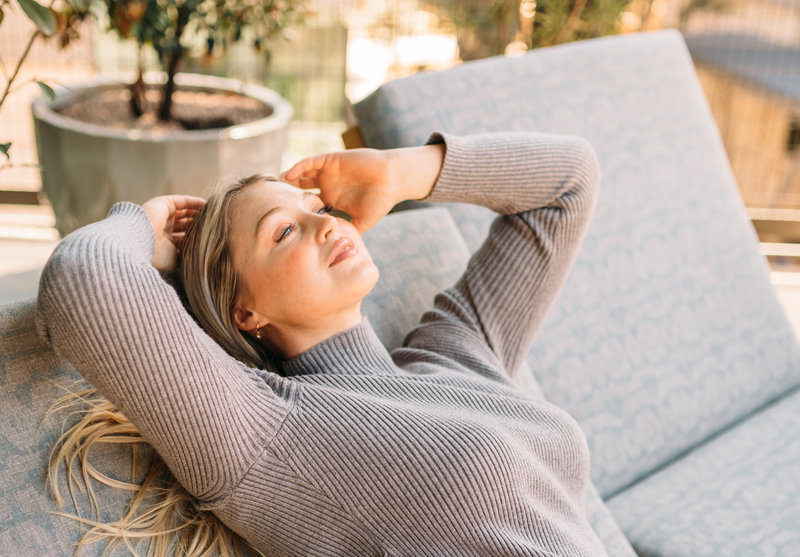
[253,192,319,239]
[255,206,281,239]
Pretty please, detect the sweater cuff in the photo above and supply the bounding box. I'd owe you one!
[420,132,495,205]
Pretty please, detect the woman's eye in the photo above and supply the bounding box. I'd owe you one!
[318,204,333,215]
[276,224,295,243]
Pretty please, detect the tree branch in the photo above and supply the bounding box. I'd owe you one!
[556,0,589,45]
[0,52,10,81]
[0,29,40,112]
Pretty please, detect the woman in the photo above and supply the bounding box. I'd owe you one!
[38,131,604,557]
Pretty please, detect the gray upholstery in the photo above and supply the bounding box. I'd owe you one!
[361,208,470,351]
[362,207,545,400]
[0,298,151,556]
[353,29,800,556]
[606,387,800,556]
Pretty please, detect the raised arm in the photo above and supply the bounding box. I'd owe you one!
[36,202,291,502]
[281,131,599,380]
[405,132,600,379]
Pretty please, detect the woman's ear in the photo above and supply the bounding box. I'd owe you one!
[234,306,267,332]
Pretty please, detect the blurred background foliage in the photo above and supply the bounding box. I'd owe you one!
[101,0,307,119]
[5,0,800,217]
[0,0,89,169]
[435,0,633,61]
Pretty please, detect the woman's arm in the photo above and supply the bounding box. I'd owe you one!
[36,202,291,503]
[284,132,599,380]
[401,132,600,379]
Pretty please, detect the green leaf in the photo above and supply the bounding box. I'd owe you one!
[71,0,87,11]
[36,81,56,101]
[0,143,11,158]
[17,0,56,35]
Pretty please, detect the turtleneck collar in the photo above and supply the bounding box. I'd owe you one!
[278,318,399,378]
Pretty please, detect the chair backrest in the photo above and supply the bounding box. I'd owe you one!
[353,29,800,498]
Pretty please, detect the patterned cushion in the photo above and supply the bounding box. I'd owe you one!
[0,299,144,556]
[363,207,549,401]
[361,208,469,350]
[606,386,800,556]
[353,29,800,501]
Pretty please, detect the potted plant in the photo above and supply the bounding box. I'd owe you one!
[1,0,87,171]
[32,0,304,236]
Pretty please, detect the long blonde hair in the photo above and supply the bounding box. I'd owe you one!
[47,175,275,556]
[178,174,278,370]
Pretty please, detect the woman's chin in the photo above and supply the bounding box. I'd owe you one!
[352,259,380,297]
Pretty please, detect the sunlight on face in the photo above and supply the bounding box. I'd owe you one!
[227,180,379,353]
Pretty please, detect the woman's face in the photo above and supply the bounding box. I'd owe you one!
[227,180,379,356]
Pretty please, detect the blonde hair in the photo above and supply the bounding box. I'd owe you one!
[47,175,277,556]
[178,174,278,370]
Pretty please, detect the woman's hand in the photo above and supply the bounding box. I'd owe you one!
[141,195,206,272]
[280,144,445,233]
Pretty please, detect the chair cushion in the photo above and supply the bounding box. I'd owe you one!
[361,208,470,351]
[606,386,800,556]
[353,29,800,500]
[0,298,145,556]
[363,207,549,400]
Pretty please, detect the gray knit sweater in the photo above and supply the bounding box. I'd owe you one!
[37,132,605,557]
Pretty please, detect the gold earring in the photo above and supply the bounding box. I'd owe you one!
[256,323,261,340]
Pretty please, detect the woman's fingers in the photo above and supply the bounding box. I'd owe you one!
[171,217,194,233]
[168,195,206,210]
[144,196,205,220]
[171,231,187,249]
[281,155,331,186]
[144,195,204,209]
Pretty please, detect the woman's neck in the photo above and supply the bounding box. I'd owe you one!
[265,305,365,359]
[278,316,397,378]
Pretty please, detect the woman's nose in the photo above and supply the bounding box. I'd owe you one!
[314,212,337,243]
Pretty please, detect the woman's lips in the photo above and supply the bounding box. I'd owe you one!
[329,237,358,267]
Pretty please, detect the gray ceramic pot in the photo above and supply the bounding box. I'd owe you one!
[32,73,293,236]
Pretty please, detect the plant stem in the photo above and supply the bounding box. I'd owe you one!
[159,54,180,121]
[0,29,40,112]
[556,0,589,44]
[130,44,145,117]
[0,0,55,112]
[0,53,9,81]
[158,3,190,121]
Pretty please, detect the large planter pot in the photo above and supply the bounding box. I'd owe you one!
[32,73,293,237]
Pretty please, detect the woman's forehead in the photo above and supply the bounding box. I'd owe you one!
[251,179,298,197]
[235,180,302,209]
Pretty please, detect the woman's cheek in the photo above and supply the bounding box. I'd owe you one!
[280,249,318,292]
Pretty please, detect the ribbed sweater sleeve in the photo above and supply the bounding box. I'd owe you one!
[404,132,600,378]
[35,203,289,502]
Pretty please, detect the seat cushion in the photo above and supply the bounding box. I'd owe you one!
[353,29,800,500]
[606,386,800,557]
[0,298,150,556]
[361,208,471,351]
